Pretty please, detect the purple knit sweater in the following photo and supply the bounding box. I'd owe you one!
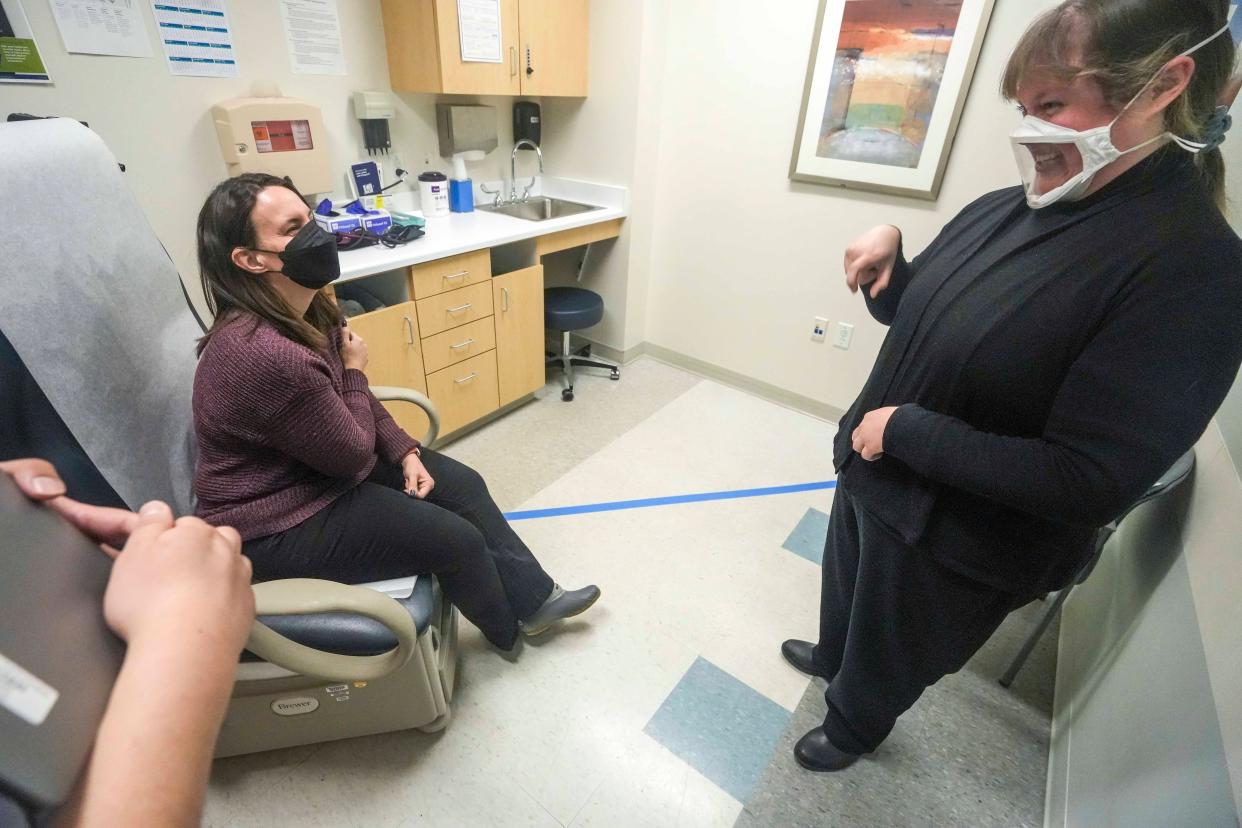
[192,313,420,540]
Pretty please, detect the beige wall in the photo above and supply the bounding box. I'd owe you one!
[636,0,1062,416]
[541,0,1061,413]
[538,0,648,349]
[1,0,519,314]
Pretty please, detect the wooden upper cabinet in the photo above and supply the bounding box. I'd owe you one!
[518,0,588,97]
[381,0,588,97]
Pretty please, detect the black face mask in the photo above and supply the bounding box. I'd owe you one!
[254,220,340,290]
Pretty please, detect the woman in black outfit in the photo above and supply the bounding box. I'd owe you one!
[783,0,1242,770]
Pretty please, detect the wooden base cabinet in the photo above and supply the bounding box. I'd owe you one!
[347,301,434,442]
[493,265,546,407]
[425,351,501,436]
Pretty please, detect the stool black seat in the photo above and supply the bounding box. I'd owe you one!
[544,287,619,402]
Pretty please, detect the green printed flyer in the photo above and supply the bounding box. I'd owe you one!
[0,0,52,83]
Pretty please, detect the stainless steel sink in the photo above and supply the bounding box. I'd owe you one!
[478,196,601,222]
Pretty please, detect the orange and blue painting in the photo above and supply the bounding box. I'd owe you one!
[818,0,965,168]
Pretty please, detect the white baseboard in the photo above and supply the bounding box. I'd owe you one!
[567,336,845,424]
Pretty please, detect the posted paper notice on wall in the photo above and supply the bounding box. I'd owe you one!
[49,0,153,58]
[151,0,238,78]
[279,0,345,76]
[0,0,53,83]
[458,0,502,63]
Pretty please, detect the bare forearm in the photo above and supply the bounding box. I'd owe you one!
[56,626,240,827]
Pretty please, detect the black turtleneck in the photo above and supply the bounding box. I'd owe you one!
[834,148,1242,595]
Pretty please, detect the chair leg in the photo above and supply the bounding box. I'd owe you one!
[999,585,1073,688]
[569,356,621,379]
[561,331,575,389]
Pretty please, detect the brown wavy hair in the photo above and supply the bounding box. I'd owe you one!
[195,173,340,356]
[1002,0,1237,209]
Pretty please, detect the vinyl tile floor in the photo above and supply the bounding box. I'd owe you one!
[204,357,1055,827]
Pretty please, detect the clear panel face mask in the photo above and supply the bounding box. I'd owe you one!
[1010,18,1233,209]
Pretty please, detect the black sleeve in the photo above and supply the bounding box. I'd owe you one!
[862,235,916,326]
[883,254,1242,527]
[0,791,33,828]
[862,189,1016,326]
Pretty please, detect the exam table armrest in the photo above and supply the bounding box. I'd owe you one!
[369,385,440,446]
[245,579,419,682]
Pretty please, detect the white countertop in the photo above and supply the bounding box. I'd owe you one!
[335,177,628,283]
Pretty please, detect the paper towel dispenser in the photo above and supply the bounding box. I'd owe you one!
[436,104,498,157]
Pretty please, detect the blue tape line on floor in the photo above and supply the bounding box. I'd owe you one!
[504,480,837,521]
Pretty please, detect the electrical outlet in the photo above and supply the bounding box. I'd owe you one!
[833,322,854,350]
[812,316,828,342]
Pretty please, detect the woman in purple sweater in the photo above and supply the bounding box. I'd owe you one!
[191,174,599,651]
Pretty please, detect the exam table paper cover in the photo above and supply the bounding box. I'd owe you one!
[0,119,199,514]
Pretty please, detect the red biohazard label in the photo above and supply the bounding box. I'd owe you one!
[252,120,314,153]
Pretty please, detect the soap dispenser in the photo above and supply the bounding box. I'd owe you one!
[449,150,484,213]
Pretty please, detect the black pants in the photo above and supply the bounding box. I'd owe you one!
[243,449,555,650]
[811,485,1028,754]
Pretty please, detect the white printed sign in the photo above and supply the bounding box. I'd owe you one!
[0,651,59,726]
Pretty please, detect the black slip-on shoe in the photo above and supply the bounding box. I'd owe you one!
[781,639,832,679]
[794,727,860,772]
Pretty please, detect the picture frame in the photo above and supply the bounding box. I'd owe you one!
[789,0,996,200]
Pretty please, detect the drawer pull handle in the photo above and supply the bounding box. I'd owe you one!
[444,271,469,283]
[446,303,472,314]
[403,316,415,345]
[449,338,476,351]
[454,372,478,385]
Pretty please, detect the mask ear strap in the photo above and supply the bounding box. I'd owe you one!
[1170,134,1210,153]
[1179,19,1233,59]
[1120,21,1234,113]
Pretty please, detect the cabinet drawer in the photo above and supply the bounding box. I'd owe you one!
[416,281,494,338]
[421,317,497,374]
[425,351,500,436]
[409,249,491,300]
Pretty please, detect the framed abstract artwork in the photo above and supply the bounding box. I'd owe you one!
[790,0,996,200]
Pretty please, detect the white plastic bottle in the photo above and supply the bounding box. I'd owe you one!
[418,170,450,218]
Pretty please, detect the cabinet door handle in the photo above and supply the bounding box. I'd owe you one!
[403,316,415,345]
[444,270,469,284]
[501,287,510,313]
[510,45,517,78]
[454,372,478,385]
[446,303,472,314]
[525,44,533,77]
[449,338,475,351]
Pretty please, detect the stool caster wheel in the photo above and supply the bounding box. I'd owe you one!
[562,389,574,402]
[610,369,620,381]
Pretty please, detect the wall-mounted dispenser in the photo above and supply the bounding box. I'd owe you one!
[436,104,498,157]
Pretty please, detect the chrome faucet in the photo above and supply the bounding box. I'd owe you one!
[510,139,544,203]
[479,180,505,208]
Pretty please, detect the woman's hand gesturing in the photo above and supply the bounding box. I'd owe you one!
[844,225,902,299]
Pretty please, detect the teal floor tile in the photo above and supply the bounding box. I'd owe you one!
[782,507,830,565]
[643,657,791,803]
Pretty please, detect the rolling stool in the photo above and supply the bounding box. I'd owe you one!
[545,286,620,402]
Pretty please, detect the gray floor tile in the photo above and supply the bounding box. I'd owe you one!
[736,600,1058,828]
[441,356,701,511]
